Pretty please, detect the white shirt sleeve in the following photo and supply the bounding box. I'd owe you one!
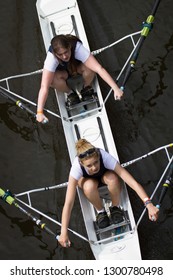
[75,41,90,63]
[43,51,59,72]
[100,149,118,170]
[70,157,83,181]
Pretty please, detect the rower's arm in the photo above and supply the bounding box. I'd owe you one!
[37,69,54,122]
[59,176,77,246]
[114,163,159,221]
[84,54,123,99]
[114,163,149,200]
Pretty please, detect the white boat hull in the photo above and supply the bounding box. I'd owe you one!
[36,0,141,260]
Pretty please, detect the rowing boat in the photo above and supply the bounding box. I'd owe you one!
[35,0,142,260]
[0,0,165,260]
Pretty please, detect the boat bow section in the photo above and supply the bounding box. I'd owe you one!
[36,0,89,50]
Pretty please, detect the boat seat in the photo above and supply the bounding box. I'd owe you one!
[98,184,111,200]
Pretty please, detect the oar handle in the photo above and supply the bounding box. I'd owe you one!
[40,223,59,240]
[16,101,48,124]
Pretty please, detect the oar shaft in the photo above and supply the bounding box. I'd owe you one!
[0,85,62,120]
[0,86,49,124]
[0,188,58,240]
[16,196,92,244]
[0,188,92,244]
[17,203,58,239]
[120,0,161,89]
[0,86,36,118]
[151,0,161,16]
[16,100,36,117]
[156,163,173,208]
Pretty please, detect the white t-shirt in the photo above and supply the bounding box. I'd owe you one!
[70,149,118,181]
[43,41,90,72]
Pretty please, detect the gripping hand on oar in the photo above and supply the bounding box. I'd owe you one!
[145,202,159,222]
[58,232,71,248]
[113,86,124,101]
[36,111,48,124]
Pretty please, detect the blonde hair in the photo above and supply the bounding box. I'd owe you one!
[75,139,98,161]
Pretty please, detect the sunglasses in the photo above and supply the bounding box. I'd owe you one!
[78,148,97,159]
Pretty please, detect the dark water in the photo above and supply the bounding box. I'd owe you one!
[0,0,173,260]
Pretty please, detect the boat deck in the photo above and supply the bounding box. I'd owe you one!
[36,0,142,259]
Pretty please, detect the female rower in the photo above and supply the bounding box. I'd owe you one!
[58,139,159,248]
[36,34,123,123]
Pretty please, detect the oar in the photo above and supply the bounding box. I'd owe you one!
[156,163,173,209]
[137,156,173,226]
[0,86,47,124]
[0,188,59,240]
[0,69,62,121]
[0,187,94,245]
[120,0,161,90]
[0,86,36,118]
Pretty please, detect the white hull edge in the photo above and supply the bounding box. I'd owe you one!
[36,0,141,260]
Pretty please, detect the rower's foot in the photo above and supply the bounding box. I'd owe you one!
[96,211,110,229]
[66,91,80,107]
[81,86,95,101]
[109,206,124,224]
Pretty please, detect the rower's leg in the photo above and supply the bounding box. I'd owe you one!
[51,71,81,107]
[102,171,124,224]
[102,171,121,206]
[51,70,71,93]
[78,177,103,210]
[77,63,95,87]
[78,177,110,228]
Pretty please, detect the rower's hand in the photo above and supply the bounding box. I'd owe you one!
[36,113,48,124]
[146,203,159,222]
[58,233,71,248]
[113,87,123,101]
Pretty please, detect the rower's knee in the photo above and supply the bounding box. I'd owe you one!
[82,179,98,195]
[103,171,121,193]
[51,71,69,91]
[103,171,119,185]
[77,64,95,86]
